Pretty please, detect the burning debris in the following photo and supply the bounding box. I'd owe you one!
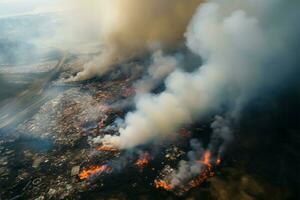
[1,0,299,199]
[202,151,212,167]
[79,165,113,181]
[0,55,298,199]
[154,179,173,191]
[135,152,151,170]
[154,147,220,195]
[0,51,236,199]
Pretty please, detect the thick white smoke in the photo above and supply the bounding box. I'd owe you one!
[67,0,203,81]
[101,0,300,149]
[134,50,180,93]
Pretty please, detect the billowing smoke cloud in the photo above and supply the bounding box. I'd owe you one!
[101,0,300,149]
[134,50,180,93]
[68,0,203,81]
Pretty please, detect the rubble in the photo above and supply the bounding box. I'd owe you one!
[34,196,45,200]
[165,146,185,161]
[71,166,81,177]
[32,157,43,169]
[47,188,57,198]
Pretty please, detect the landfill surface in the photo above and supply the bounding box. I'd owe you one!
[0,53,299,200]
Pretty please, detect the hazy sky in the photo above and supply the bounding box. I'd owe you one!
[0,0,62,18]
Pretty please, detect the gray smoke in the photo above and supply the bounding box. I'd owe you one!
[209,116,233,156]
[67,0,203,81]
[170,116,232,187]
[134,50,180,93]
[101,0,300,149]
[170,139,205,187]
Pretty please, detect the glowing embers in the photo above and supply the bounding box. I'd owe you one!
[154,180,173,191]
[135,152,151,170]
[79,165,112,180]
[188,167,215,188]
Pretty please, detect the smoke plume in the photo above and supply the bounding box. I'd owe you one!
[134,50,180,93]
[68,0,203,81]
[169,116,232,188]
[170,139,205,187]
[209,116,233,156]
[101,0,300,149]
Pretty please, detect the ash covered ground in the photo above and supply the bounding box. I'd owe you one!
[0,52,299,200]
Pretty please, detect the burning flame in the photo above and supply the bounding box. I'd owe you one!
[154,180,173,191]
[203,151,212,167]
[197,151,212,168]
[135,152,151,169]
[190,151,215,188]
[97,145,119,152]
[79,165,112,180]
[154,150,220,192]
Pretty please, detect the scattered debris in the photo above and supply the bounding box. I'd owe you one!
[71,166,80,177]
[32,157,43,169]
[165,146,185,161]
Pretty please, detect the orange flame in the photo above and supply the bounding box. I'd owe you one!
[203,151,211,167]
[154,180,173,191]
[154,151,221,192]
[135,152,151,169]
[97,145,119,152]
[79,165,112,180]
[197,151,212,168]
[189,151,216,188]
